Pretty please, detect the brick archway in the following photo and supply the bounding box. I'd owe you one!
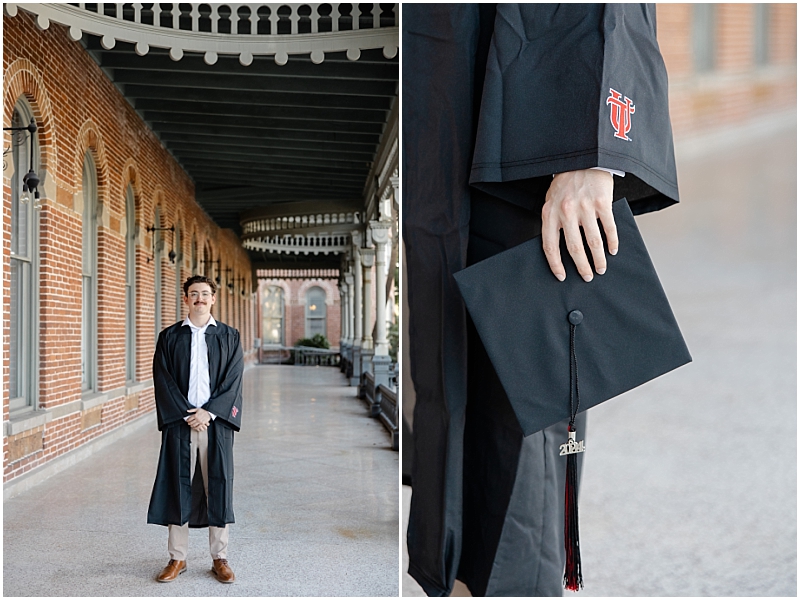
[3,58,57,190]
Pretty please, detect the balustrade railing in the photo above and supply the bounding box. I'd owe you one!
[243,211,359,235]
[259,344,340,366]
[8,3,398,65]
[243,232,350,255]
[72,3,397,35]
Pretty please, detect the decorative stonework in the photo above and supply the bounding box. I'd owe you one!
[75,119,111,213]
[3,57,58,187]
[6,3,398,66]
[7,426,44,463]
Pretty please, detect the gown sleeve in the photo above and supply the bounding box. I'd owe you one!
[152,330,193,431]
[469,3,679,216]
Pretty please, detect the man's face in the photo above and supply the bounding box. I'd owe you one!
[184,282,216,319]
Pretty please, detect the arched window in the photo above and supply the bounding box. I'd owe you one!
[81,151,98,393]
[262,286,284,345]
[203,242,211,277]
[174,222,182,321]
[305,286,327,338]
[191,233,198,275]
[9,98,39,413]
[125,184,136,383]
[154,205,163,338]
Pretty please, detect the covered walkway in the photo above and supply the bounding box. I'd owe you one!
[4,366,398,596]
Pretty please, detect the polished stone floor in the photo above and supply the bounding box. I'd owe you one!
[4,366,399,597]
[403,127,797,596]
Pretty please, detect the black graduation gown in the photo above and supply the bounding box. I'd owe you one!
[147,320,244,528]
[403,4,679,597]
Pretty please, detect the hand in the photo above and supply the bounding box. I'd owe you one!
[186,407,211,431]
[542,169,618,282]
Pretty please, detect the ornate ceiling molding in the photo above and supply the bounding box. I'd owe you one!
[6,3,398,66]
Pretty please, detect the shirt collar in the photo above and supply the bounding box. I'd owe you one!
[182,315,217,332]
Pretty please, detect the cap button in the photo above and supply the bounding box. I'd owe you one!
[568,310,583,325]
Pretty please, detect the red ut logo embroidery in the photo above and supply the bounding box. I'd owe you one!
[607,88,635,141]
[231,406,238,418]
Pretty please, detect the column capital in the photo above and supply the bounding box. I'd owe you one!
[360,247,375,268]
[369,220,391,244]
[344,273,354,286]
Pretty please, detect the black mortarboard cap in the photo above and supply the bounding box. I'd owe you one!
[453,198,692,438]
[454,198,691,590]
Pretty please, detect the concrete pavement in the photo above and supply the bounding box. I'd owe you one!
[4,365,399,597]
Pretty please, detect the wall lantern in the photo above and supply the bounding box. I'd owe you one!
[4,117,40,204]
[146,223,175,263]
[237,277,247,297]
[224,267,234,294]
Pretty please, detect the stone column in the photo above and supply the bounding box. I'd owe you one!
[350,231,363,386]
[390,172,399,209]
[360,248,375,377]
[338,281,346,373]
[344,271,354,346]
[370,220,393,391]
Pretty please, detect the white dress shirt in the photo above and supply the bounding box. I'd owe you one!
[591,166,625,177]
[182,315,217,420]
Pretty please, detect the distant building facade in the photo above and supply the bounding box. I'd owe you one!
[657,3,796,138]
[257,269,342,348]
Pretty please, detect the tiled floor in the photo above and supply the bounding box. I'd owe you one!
[403,127,797,596]
[4,365,399,597]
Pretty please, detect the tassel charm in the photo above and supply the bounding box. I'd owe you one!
[564,426,583,591]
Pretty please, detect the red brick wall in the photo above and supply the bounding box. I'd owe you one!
[3,12,256,483]
[657,3,797,138]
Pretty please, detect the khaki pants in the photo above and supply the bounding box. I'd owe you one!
[167,427,229,561]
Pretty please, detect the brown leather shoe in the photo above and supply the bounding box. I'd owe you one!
[156,559,186,582]
[212,558,235,583]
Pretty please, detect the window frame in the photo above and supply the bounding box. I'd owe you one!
[305,285,327,339]
[9,98,40,415]
[154,205,163,339]
[174,222,182,321]
[81,151,99,394]
[262,285,285,346]
[125,184,136,384]
[754,4,770,67]
[693,4,716,74]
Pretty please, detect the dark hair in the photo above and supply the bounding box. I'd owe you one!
[183,275,217,296]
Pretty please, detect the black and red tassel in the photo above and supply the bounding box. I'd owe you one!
[563,426,583,591]
[564,312,584,591]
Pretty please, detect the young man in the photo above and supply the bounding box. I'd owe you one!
[147,275,244,583]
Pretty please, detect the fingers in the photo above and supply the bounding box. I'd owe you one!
[562,218,593,282]
[541,202,565,281]
[582,217,607,275]
[187,408,197,413]
[598,204,618,256]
